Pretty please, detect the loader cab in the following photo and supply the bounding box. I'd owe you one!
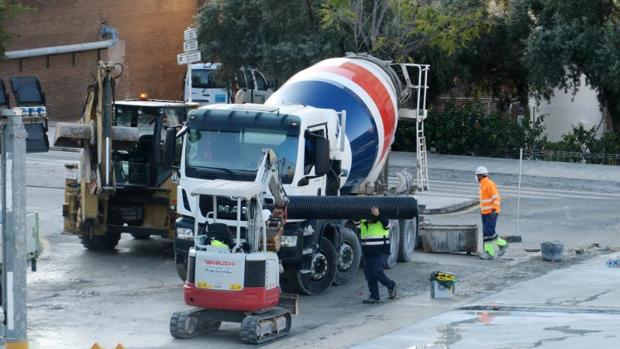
[113,100,191,187]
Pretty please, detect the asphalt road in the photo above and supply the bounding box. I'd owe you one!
[14,150,620,348]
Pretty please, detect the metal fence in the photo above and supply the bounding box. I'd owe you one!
[523,149,620,166]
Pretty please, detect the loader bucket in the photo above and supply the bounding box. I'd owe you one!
[54,122,139,150]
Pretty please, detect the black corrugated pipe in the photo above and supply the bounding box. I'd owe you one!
[286,196,418,220]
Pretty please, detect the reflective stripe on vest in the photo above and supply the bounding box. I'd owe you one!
[359,220,389,245]
[211,239,227,248]
[479,177,501,214]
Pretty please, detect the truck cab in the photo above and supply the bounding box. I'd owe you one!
[174,104,347,292]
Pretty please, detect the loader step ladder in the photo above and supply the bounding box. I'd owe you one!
[393,63,430,191]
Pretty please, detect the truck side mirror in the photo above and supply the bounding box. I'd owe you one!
[314,137,330,176]
[163,128,176,168]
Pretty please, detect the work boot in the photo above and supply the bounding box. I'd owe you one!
[496,238,508,257]
[363,297,380,304]
[388,284,397,300]
[480,252,495,260]
[481,242,496,260]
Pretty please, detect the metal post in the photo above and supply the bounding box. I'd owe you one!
[187,63,192,103]
[516,148,523,236]
[1,112,29,348]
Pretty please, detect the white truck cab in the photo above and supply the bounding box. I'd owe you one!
[184,63,274,105]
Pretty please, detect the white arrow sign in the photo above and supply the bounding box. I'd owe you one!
[177,50,201,65]
[184,27,198,41]
[183,40,198,53]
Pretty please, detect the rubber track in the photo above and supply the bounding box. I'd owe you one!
[170,310,221,339]
[240,307,292,344]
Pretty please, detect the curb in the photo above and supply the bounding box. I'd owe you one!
[421,198,478,215]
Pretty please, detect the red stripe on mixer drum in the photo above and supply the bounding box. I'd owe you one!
[306,62,396,160]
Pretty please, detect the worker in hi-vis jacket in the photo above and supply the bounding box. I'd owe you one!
[476,166,508,260]
[356,207,397,303]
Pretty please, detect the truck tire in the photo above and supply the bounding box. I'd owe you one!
[398,215,418,262]
[385,220,400,269]
[80,233,121,251]
[286,237,337,295]
[333,227,362,286]
[175,253,188,281]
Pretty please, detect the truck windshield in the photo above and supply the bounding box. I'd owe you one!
[191,69,227,89]
[186,128,298,184]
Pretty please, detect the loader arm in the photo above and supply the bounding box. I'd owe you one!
[54,62,138,193]
[54,62,138,232]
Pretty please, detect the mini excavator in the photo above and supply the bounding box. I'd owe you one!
[170,149,295,344]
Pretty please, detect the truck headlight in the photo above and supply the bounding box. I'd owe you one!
[281,235,298,247]
[176,227,194,240]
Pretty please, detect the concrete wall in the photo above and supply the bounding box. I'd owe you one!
[530,76,605,141]
[0,0,200,121]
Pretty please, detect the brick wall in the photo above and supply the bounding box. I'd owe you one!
[0,0,201,121]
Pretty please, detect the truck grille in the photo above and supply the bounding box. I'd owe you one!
[244,260,266,287]
[199,195,247,220]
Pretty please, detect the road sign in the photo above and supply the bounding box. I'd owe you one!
[184,27,198,41]
[177,50,201,65]
[183,39,198,53]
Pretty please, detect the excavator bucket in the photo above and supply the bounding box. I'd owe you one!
[54,122,139,150]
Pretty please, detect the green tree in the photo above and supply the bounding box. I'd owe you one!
[319,0,493,60]
[522,0,620,132]
[196,0,342,80]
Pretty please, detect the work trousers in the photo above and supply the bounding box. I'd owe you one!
[481,212,499,242]
[363,253,395,300]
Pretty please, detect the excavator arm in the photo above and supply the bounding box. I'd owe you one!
[246,149,289,252]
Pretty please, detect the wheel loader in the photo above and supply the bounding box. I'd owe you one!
[55,61,195,250]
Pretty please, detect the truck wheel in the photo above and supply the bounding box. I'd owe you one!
[333,227,362,286]
[175,253,188,281]
[80,233,121,251]
[398,215,418,262]
[131,232,150,240]
[287,237,337,295]
[385,220,400,269]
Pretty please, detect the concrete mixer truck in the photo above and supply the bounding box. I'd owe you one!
[172,53,429,295]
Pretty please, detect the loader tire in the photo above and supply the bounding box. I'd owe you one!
[80,233,121,251]
[333,227,361,286]
[384,220,400,269]
[285,237,337,295]
[398,215,418,262]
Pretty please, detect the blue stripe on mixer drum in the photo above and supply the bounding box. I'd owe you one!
[269,80,379,193]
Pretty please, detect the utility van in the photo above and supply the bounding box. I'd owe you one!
[183,63,273,105]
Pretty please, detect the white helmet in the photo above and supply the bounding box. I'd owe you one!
[475,166,489,176]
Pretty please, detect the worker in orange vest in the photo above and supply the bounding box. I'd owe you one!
[476,166,508,259]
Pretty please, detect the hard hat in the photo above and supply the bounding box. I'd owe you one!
[475,166,489,175]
